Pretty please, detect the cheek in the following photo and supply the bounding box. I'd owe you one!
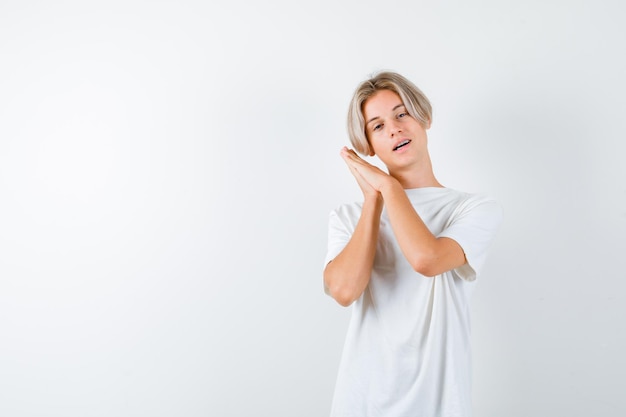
[368,138,379,154]
[371,136,387,152]
[366,133,376,147]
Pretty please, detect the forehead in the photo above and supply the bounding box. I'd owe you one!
[363,89,404,120]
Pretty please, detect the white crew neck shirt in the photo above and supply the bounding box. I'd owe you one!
[325,187,502,417]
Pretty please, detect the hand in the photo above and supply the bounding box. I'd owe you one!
[340,147,391,198]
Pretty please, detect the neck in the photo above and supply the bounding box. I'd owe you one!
[388,154,443,189]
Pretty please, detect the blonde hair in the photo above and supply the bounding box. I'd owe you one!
[347,71,432,156]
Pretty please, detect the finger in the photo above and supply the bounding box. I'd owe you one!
[341,151,360,167]
[342,156,361,176]
[342,148,362,161]
[341,150,367,167]
[341,152,357,168]
[341,147,362,160]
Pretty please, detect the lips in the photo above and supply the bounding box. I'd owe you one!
[393,139,411,151]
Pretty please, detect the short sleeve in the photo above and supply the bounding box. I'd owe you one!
[324,209,353,268]
[438,197,503,281]
[322,204,362,297]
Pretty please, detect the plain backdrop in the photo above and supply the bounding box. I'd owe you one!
[1,0,625,416]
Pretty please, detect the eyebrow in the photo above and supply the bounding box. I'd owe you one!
[366,103,406,125]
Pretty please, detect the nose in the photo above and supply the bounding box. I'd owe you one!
[388,120,402,137]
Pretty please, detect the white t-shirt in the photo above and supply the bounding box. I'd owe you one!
[325,187,502,417]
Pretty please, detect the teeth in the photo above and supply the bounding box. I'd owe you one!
[394,140,410,151]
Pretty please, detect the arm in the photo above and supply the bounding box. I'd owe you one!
[324,149,384,306]
[324,195,383,306]
[341,148,466,277]
[379,179,465,277]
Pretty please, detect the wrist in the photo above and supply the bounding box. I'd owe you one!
[364,191,382,203]
[379,176,401,196]
[363,192,383,210]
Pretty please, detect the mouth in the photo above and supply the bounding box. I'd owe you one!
[393,139,411,151]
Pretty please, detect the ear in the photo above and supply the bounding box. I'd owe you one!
[426,119,432,129]
[368,148,376,157]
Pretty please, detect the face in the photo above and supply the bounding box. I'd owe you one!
[363,89,430,172]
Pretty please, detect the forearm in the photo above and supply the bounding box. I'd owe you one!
[324,196,383,306]
[380,179,465,276]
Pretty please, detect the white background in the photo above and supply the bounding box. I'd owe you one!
[1,0,625,416]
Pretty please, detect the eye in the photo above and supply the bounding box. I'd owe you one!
[372,123,383,131]
[398,112,408,118]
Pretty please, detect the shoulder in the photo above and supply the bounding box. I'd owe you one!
[410,188,501,217]
[444,188,501,212]
[464,192,502,216]
[326,201,363,242]
[329,201,363,222]
[447,190,503,229]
